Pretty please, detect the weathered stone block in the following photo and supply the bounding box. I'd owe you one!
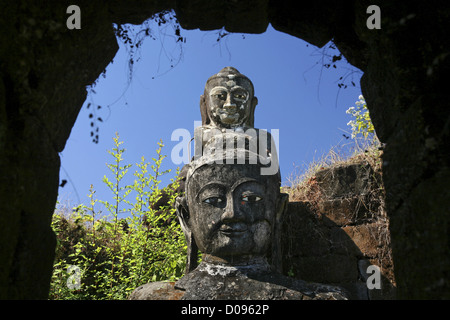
[339,282,369,300]
[329,226,362,256]
[283,202,330,257]
[292,254,358,284]
[318,196,375,227]
[176,0,269,33]
[129,281,184,300]
[341,223,380,258]
[315,164,374,199]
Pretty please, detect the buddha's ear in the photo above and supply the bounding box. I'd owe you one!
[276,192,288,223]
[252,96,258,108]
[175,196,198,273]
[200,94,209,126]
[271,192,289,273]
[248,96,258,127]
[175,196,189,224]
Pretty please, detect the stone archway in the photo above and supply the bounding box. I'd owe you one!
[0,0,449,299]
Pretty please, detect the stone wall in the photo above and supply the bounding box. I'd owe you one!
[282,162,396,300]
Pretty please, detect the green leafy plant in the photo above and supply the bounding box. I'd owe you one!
[50,133,186,300]
[346,95,376,139]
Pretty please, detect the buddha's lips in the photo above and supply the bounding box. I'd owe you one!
[220,113,238,119]
[219,223,248,235]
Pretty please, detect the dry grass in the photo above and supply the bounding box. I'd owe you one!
[282,134,396,290]
[282,134,383,202]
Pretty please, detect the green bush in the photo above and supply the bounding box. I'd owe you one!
[50,133,186,300]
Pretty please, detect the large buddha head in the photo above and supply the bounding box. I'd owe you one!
[200,67,258,129]
[176,134,287,270]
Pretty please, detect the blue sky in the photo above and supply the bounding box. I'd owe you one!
[57,18,363,209]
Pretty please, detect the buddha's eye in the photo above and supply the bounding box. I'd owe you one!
[234,93,246,100]
[241,194,262,203]
[214,93,226,100]
[203,197,224,206]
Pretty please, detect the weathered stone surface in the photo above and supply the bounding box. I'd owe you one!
[315,164,374,199]
[128,281,184,300]
[387,169,450,298]
[339,282,369,301]
[318,197,376,227]
[282,160,395,300]
[175,0,269,33]
[268,0,342,48]
[282,202,331,257]
[353,1,450,298]
[291,254,358,284]
[341,224,380,258]
[0,1,121,299]
[329,226,362,256]
[131,260,348,300]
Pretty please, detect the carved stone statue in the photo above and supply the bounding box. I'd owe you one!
[179,141,284,275]
[128,68,348,300]
[200,66,257,129]
[194,67,279,176]
[130,137,348,300]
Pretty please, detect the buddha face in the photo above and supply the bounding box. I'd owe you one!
[181,163,281,261]
[203,74,257,128]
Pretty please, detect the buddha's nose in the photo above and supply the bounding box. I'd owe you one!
[221,196,244,222]
[223,96,237,112]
